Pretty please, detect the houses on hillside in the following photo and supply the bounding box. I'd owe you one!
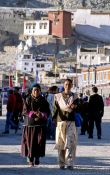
[15,9,110,92]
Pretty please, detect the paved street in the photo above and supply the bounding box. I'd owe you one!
[0,106,110,175]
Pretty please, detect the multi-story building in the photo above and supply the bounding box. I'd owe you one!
[16,55,53,73]
[24,20,49,36]
[48,10,72,38]
[16,38,53,74]
[82,64,110,87]
[77,46,110,66]
[24,10,72,39]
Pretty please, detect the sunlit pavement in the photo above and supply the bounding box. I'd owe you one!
[0,106,109,175]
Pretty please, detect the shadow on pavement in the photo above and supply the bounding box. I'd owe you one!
[78,120,110,147]
[0,153,109,174]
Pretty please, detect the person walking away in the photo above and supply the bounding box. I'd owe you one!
[53,79,78,170]
[3,89,17,134]
[21,83,50,167]
[47,86,58,140]
[13,87,23,133]
[88,86,104,139]
[80,96,89,135]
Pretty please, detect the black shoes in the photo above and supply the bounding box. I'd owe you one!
[34,158,40,165]
[80,132,85,135]
[67,166,73,170]
[59,166,73,170]
[2,131,9,134]
[59,166,65,170]
[88,135,101,139]
[27,157,40,167]
[28,161,34,167]
[88,135,93,139]
[98,136,101,139]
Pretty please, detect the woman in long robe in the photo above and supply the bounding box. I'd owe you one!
[21,83,50,166]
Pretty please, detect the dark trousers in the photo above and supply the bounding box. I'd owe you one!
[88,117,102,137]
[5,112,18,132]
[81,115,89,134]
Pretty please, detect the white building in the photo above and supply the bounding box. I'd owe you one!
[24,20,49,36]
[16,55,53,73]
[77,46,110,66]
[16,38,53,74]
[38,71,56,85]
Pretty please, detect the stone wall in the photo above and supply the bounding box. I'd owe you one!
[0,46,16,65]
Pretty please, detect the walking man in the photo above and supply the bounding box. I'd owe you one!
[88,86,104,139]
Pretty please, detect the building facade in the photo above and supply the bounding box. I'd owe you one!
[48,10,72,38]
[16,39,53,74]
[77,46,110,66]
[24,20,49,36]
[16,54,53,74]
[82,65,110,87]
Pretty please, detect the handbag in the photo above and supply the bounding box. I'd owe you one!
[74,112,83,127]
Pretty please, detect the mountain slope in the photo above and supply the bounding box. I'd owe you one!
[0,0,110,9]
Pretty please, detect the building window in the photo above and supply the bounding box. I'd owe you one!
[41,64,44,68]
[24,62,29,65]
[31,68,33,72]
[44,23,47,29]
[37,64,40,68]
[39,23,47,29]
[83,74,87,81]
[108,71,110,80]
[100,56,106,61]
[39,23,43,29]
[92,56,95,59]
[100,72,103,81]
[79,56,81,59]
[85,56,87,59]
[90,72,92,80]
[33,24,36,29]
[24,67,26,70]
[24,55,31,59]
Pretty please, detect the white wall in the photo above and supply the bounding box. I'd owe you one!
[16,56,53,74]
[24,20,49,36]
[59,72,76,79]
[77,48,110,66]
[73,9,110,42]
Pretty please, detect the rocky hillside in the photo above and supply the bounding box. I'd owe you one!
[0,0,110,9]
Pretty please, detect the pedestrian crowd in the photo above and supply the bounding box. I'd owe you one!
[1,79,104,170]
